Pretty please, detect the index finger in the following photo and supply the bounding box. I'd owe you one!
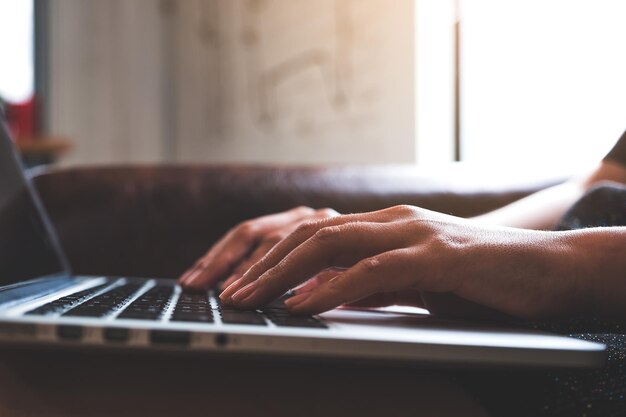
[218,208,409,299]
[180,206,315,289]
[286,248,421,314]
[226,221,412,309]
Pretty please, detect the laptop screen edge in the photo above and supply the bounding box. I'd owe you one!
[0,106,72,282]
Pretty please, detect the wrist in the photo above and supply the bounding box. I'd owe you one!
[514,230,590,319]
[567,227,626,318]
[458,228,591,320]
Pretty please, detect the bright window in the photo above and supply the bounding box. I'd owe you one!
[0,0,34,104]
[460,0,626,168]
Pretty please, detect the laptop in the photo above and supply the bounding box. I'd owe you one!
[0,112,606,369]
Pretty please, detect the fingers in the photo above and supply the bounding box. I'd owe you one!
[224,222,413,309]
[179,206,315,289]
[220,238,281,290]
[293,269,343,295]
[294,270,423,309]
[179,232,253,290]
[284,248,423,314]
[219,210,340,291]
[219,208,410,300]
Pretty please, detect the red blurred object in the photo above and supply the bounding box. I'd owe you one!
[5,96,37,142]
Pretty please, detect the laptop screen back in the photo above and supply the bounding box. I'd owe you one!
[0,113,68,285]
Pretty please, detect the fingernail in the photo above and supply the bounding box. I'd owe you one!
[181,268,203,285]
[284,291,312,308]
[219,277,245,301]
[179,274,192,286]
[178,268,194,283]
[231,281,258,303]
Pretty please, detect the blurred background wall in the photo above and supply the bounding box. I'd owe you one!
[4,0,626,170]
[44,0,415,165]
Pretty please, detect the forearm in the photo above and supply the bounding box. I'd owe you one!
[473,160,626,230]
[449,226,626,320]
[472,181,586,230]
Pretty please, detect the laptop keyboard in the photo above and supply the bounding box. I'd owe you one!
[171,292,213,323]
[24,283,111,316]
[64,283,142,318]
[23,281,327,329]
[116,284,174,320]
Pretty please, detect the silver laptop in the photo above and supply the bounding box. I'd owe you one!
[0,113,606,369]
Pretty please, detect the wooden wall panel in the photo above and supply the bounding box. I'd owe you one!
[46,0,415,165]
[48,0,166,165]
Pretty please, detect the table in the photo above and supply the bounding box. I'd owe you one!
[15,137,71,167]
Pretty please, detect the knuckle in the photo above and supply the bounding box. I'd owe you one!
[313,225,343,242]
[429,235,448,252]
[316,208,339,218]
[392,204,419,216]
[264,260,287,282]
[264,231,285,244]
[406,218,433,234]
[246,259,268,276]
[293,206,315,215]
[196,256,210,267]
[357,257,387,292]
[424,232,458,254]
[358,257,383,274]
[236,221,257,239]
[294,220,319,235]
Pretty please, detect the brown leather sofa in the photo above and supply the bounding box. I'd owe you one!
[32,164,565,280]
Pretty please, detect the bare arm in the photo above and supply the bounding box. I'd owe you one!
[218,206,626,320]
[472,160,626,230]
[181,155,626,319]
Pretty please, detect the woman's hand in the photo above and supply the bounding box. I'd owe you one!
[219,205,588,320]
[178,206,340,290]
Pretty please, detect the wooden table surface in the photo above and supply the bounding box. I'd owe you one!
[15,137,72,156]
[0,346,487,417]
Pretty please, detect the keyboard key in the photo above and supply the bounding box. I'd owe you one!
[117,311,159,320]
[169,291,213,322]
[64,283,143,318]
[268,315,327,328]
[116,284,175,321]
[25,284,110,316]
[220,311,267,326]
[64,308,115,318]
[170,312,214,323]
[213,293,327,329]
[263,296,290,311]
[263,303,327,328]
